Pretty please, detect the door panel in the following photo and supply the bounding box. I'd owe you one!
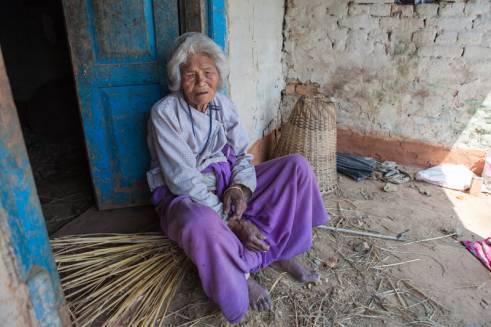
[89,0,157,63]
[99,84,161,199]
[63,0,179,209]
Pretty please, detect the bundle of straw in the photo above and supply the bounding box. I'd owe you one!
[51,233,190,327]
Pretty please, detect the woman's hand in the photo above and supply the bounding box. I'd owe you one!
[228,219,270,252]
[223,184,251,220]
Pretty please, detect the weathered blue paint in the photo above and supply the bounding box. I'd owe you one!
[207,0,228,54]
[63,0,179,209]
[28,268,61,326]
[0,48,63,325]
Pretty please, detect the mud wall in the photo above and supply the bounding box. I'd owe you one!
[282,0,491,166]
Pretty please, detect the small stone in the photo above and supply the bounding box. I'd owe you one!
[325,256,339,269]
[383,183,397,192]
[353,241,370,253]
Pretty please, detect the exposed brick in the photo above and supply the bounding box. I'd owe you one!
[284,83,296,95]
[415,4,438,17]
[282,0,491,153]
[439,3,465,17]
[464,3,491,16]
[295,83,319,96]
[412,29,437,45]
[380,17,424,31]
[464,46,491,61]
[370,4,391,17]
[426,17,473,31]
[349,4,370,16]
[457,31,483,47]
[391,4,414,17]
[418,45,464,58]
[435,31,458,45]
[339,15,379,30]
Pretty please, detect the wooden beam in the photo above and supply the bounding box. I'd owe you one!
[179,0,207,33]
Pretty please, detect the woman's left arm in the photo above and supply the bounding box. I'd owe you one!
[222,100,256,219]
[224,104,256,196]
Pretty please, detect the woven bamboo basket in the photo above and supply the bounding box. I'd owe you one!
[274,94,337,193]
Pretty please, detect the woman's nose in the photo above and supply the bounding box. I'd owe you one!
[196,71,206,86]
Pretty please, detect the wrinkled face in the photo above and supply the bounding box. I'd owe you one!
[180,53,219,110]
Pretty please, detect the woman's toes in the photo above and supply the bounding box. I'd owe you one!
[264,295,273,310]
[274,258,321,283]
[248,278,272,311]
[257,298,265,312]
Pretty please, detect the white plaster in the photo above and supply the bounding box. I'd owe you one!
[227,0,285,143]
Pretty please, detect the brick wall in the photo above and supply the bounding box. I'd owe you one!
[281,0,491,163]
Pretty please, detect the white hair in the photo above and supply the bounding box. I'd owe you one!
[167,32,229,92]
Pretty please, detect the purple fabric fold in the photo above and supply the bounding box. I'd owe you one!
[200,144,236,200]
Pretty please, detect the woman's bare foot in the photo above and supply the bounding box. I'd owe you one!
[247,278,272,312]
[273,257,320,283]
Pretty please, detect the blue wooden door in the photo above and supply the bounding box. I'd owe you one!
[62,0,179,209]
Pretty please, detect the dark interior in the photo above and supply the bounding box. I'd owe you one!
[0,0,93,235]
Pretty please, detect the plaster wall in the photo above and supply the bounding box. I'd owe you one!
[282,0,491,153]
[227,0,285,143]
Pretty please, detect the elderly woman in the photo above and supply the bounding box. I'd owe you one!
[147,32,329,323]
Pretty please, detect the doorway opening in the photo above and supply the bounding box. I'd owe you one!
[0,0,93,235]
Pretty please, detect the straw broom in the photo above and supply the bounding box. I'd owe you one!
[51,233,190,327]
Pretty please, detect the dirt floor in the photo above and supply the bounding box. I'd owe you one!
[24,128,93,235]
[55,170,491,327]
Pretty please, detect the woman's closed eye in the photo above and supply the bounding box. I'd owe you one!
[184,73,196,81]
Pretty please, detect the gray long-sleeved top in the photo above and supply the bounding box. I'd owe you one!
[146,91,256,218]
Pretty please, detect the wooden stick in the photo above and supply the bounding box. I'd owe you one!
[388,279,407,308]
[372,259,420,269]
[402,233,457,246]
[317,226,408,241]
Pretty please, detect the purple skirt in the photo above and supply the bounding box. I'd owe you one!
[152,149,329,323]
